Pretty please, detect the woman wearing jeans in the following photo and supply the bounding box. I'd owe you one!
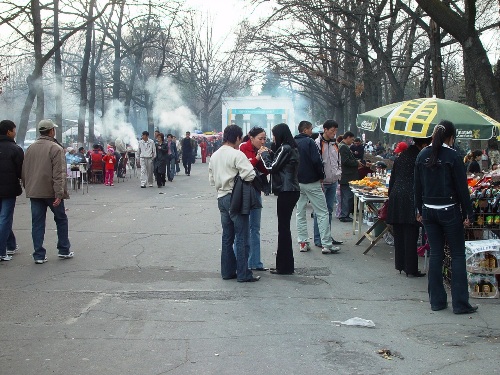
[414,120,477,314]
[238,127,270,271]
[261,123,300,275]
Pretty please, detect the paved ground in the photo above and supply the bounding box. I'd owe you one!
[1,161,499,375]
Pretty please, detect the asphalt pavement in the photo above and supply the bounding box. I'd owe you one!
[1,160,499,375]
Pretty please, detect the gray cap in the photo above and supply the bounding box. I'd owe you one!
[38,119,58,132]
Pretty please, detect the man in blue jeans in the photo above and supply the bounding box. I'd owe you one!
[0,120,24,262]
[22,119,73,264]
[209,125,259,282]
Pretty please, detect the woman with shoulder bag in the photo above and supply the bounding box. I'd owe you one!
[238,127,270,271]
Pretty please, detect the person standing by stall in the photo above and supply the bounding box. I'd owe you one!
[387,137,431,277]
[414,120,477,314]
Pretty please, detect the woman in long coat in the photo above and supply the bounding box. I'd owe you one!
[386,137,430,277]
[154,133,169,187]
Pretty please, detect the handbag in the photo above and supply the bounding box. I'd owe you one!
[378,200,389,221]
[252,169,271,195]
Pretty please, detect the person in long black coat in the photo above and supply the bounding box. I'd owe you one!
[386,137,431,277]
[153,133,169,187]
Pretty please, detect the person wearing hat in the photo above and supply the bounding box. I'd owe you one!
[22,119,73,264]
[65,146,77,164]
[394,141,408,155]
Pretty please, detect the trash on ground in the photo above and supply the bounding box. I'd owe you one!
[333,317,375,328]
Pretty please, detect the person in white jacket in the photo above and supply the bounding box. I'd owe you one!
[313,119,344,247]
[136,131,156,188]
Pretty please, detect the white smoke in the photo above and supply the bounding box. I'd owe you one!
[146,76,198,135]
[100,100,139,150]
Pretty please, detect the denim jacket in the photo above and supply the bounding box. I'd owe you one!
[414,145,473,220]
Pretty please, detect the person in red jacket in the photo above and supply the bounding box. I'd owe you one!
[102,148,116,186]
[237,127,270,271]
[200,139,208,163]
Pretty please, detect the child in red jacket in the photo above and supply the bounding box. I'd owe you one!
[102,148,116,186]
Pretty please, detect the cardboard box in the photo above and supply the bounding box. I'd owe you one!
[468,272,499,298]
[465,240,500,274]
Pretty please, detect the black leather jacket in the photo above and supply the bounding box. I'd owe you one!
[414,145,473,220]
[0,135,24,198]
[261,144,300,195]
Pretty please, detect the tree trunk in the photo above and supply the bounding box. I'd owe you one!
[419,52,432,97]
[17,0,44,148]
[463,52,478,108]
[112,1,125,101]
[53,0,63,144]
[78,0,95,145]
[89,27,96,145]
[429,19,445,98]
[124,51,142,121]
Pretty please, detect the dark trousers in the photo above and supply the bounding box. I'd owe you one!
[339,184,353,218]
[422,205,472,313]
[276,191,300,273]
[182,155,192,175]
[155,172,166,186]
[393,223,419,274]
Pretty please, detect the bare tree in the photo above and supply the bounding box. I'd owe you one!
[415,0,500,119]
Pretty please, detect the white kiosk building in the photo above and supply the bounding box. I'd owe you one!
[221,96,296,136]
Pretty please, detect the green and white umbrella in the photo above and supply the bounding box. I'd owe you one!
[356,97,500,140]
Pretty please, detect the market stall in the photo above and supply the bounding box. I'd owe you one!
[349,176,389,254]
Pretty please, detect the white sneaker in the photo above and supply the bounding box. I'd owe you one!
[148,184,153,187]
[6,244,19,255]
[0,255,13,261]
[299,242,311,252]
[58,252,74,259]
[322,246,340,254]
[35,257,48,264]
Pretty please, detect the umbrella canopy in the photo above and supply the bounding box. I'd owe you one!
[356,98,500,140]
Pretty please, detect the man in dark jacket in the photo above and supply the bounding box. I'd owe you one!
[0,120,24,261]
[339,131,363,222]
[181,131,193,175]
[294,121,340,254]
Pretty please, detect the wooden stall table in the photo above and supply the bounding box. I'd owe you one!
[351,188,389,254]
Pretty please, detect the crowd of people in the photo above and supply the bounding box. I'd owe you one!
[209,120,479,314]
[0,116,482,314]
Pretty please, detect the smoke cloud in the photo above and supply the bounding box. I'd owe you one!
[146,76,198,136]
[101,100,139,150]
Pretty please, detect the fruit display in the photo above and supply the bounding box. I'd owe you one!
[349,177,388,197]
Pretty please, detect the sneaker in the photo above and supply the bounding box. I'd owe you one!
[6,245,19,255]
[331,238,344,245]
[110,184,114,186]
[141,185,146,188]
[0,255,13,261]
[34,257,48,264]
[299,242,311,252]
[58,251,74,259]
[148,184,153,187]
[322,246,340,254]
